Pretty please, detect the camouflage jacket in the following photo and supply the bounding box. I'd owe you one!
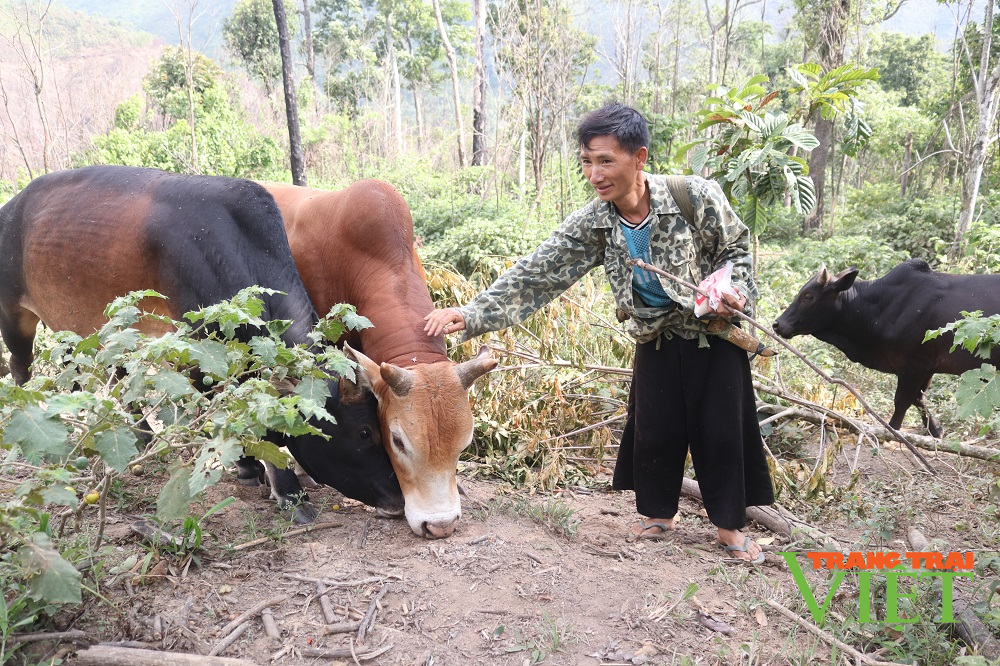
[459,174,758,344]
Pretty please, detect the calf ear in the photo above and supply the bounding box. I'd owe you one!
[828,267,859,292]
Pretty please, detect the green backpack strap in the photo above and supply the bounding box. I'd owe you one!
[665,174,695,226]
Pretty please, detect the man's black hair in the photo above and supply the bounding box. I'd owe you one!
[576,103,650,154]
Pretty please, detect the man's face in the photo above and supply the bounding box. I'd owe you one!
[580,135,647,203]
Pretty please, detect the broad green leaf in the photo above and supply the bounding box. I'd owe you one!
[19,533,82,604]
[152,369,197,397]
[295,374,332,405]
[955,366,1000,420]
[6,406,70,464]
[41,484,78,507]
[94,426,140,473]
[250,336,280,365]
[157,462,194,520]
[242,439,291,467]
[188,339,230,378]
[190,437,242,496]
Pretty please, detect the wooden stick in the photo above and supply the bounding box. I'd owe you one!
[260,608,280,640]
[908,527,1000,659]
[323,621,362,635]
[216,595,286,640]
[281,573,387,588]
[71,646,258,666]
[207,621,249,657]
[632,259,936,475]
[317,581,337,624]
[357,583,392,643]
[765,598,912,666]
[231,521,342,551]
[298,644,393,660]
[9,629,89,644]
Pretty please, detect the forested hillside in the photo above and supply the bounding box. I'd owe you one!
[0,0,998,664]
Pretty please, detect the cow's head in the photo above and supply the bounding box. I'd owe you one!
[344,343,497,539]
[280,376,405,517]
[773,265,859,338]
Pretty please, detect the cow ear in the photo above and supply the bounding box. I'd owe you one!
[455,345,498,390]
[829,267,859,292]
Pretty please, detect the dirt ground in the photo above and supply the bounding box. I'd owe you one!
[46,436,997,666]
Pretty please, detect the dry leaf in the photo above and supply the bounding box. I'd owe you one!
[754,606,768,627]
[697,611,736,635]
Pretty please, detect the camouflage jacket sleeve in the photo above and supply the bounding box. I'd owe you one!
[689,177,759,317]
[458,206,604,339]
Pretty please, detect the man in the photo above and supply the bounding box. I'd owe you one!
[424,103,773,563]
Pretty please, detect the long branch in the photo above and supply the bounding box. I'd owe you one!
[631,259,936,475]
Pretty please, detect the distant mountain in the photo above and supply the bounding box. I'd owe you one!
[56,0,238,55]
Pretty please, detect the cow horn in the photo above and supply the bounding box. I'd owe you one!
[817,266,831,285]
[342,343,376,391]
[455,345,497,390]
[380,363,414,397]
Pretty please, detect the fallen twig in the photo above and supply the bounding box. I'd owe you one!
[71,645,258,666]
[260,608,280,640]
[323,621,362,635]
[632,259,936,475]
[357,582,392,644]
[9,629,90,644]
[317,581,337,624]
[765,598,914,666]
[216,595,286,640]
[231,521,342,551]
[207,622,249,657]
[281,572,388,588]
[297,643,393,660]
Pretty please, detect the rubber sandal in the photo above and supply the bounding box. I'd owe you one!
[627,519,675,542]
[721,535,765,564]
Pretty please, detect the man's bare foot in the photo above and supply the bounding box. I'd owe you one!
[628,517,678,541]
[717,528,764,564]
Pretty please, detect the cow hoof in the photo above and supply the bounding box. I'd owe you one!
[290,502,318,525]
[238,476,263,487]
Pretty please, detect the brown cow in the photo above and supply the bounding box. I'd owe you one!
[263,180,497,539]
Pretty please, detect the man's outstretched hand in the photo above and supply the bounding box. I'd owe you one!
[424,308,467,336]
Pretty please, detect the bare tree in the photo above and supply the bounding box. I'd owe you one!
[273,0,306,185]
[952,0,1000,254]
[598,0,645,103]
[4,0,54,173]
[301,0,315,78]
[432,0,466,167]
[471,0,487,166]
[166,0,206,172]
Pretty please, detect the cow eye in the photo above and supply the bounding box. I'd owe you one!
[392,434,406,453]
[359,426,372,440]
[802,293,814,303]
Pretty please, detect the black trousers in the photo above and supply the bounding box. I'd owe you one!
[612,333,774,530]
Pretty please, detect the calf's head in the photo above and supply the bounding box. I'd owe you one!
[344,343,497,539]
[773,266,859,338]
[280,376,405,517]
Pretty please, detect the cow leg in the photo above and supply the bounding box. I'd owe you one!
[234,455,265,486]
[264,461,318,524]
[911,376,942,438]
[0,307,40,386]
[891,374,940,437]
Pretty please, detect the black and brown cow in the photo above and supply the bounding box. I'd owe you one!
[773,259,1000,437]
[262,180,497,539]
[0,166,404,520]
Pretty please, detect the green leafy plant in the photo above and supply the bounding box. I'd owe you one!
[0,287,370,611]
[925,311,1000,433]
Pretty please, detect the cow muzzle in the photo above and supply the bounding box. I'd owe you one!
[421,515,460,539]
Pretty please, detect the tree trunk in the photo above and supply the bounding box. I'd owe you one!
[952,0,1000,256]
[803,115,833,233]
[301,0,314,79]
[471,0,487,166]
[431,0,466,167]
[900,131,912,196]
[273,0,306,185]
[671,0,681,116]
[802,0,850,232]
[412,83,424,151]
[386,12,402,156]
